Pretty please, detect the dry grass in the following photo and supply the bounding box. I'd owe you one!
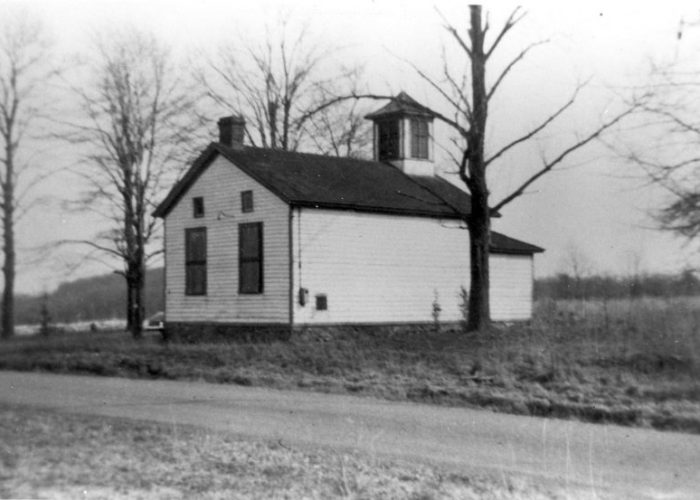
[1,297,698,433]
[0,403,555,499]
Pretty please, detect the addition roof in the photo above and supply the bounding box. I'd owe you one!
[153,143,543,255]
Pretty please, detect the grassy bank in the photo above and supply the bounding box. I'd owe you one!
[0,404,555,499]
[1,297,698,433]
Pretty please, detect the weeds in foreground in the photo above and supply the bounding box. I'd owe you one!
[1,297,699,433]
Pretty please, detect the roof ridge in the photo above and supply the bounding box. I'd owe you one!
[221,143,382,166]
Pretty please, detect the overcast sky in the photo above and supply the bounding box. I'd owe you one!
[5,0,700,293]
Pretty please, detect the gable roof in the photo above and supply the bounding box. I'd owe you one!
[365,91,435,120]
[153,143,544,255]
[154,143,468,219]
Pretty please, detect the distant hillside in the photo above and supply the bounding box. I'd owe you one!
[16,268,164,325]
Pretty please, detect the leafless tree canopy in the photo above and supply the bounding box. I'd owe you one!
[0,10,54,338]
[64,29,204,337]
[622,50,700,241]
[196,18,371,156]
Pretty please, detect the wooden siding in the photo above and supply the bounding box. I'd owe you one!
[489,253,534,321]
[164,155,290,324]
[292,208,470,324]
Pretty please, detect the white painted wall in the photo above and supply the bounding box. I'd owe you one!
[164,154,290,324]
[490,253,535,321]
[163,155,535,326]
[292,208,470,324]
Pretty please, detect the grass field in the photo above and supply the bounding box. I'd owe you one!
[1,297,698,433]
[0,403,555,499]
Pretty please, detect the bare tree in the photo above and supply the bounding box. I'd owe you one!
[620,50,700,242]
[306,90,372,159]
[0,11,53,339]
[309,6,637,331]
[64,30,203,339]
[197,19,371,155]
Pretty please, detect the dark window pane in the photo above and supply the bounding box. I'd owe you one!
[411,119,429,159]
[185,227,207,295]
[239,224,260,258]
[193,197,204,218]
[186,229,207,261]
[239,222,263,294]
[186,263,206,295]
[239,262,261,294]
[241,190,254,213]
[378,120,399,160]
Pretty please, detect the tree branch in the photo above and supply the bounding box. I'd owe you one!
[485,82,586,167]
[491,107,635,213]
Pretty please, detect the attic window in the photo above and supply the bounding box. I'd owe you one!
[410,119,429,159]
[241,190,254,213]
[193,197,204,218]
[377,120,399,160]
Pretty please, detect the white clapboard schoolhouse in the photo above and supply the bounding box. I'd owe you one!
[154,92,543,338]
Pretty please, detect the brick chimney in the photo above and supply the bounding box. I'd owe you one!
[217,115,246,148]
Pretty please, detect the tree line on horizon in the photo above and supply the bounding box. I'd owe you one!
[10,267,700,327]
[15,268,164,326]
[535,269,700,301]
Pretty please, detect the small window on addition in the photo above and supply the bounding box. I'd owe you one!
[193,197,204,218]
[315,294,328,311]
[241,190,254,213]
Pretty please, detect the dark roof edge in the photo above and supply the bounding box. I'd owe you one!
[489,247,543,255]
[490,230,545,255]
[153,144,219,218]
[403,174,467,219]
[291,200,463,219]
[214,145,293,205]
[153,142,297,218]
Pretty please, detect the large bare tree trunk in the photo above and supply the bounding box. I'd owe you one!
[126,260,144,339]
[1,151,14,339]
[467,193,490,332]
[465,5,491,332]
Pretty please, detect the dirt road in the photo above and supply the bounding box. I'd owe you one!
[1,371,697,499]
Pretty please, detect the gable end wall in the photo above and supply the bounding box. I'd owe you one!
[164,155,290,324]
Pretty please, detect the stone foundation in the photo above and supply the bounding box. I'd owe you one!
[163,322,292,343]
[163,321,466,343]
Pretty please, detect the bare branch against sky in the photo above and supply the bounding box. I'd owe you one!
[194,14,372,156]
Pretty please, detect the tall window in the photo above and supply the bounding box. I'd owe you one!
[377,120,399,160]
[239,222,263,294]
[411,119,429,159]
[185,227,207,295]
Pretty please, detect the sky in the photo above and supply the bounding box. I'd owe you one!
[4,0,700,293]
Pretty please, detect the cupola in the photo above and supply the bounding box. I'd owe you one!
[365,91,435,176]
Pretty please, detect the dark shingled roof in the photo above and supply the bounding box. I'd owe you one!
[154,143,465,219]
[365,91,435,120]
[153,143,544,255]
[490,232,544,255]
